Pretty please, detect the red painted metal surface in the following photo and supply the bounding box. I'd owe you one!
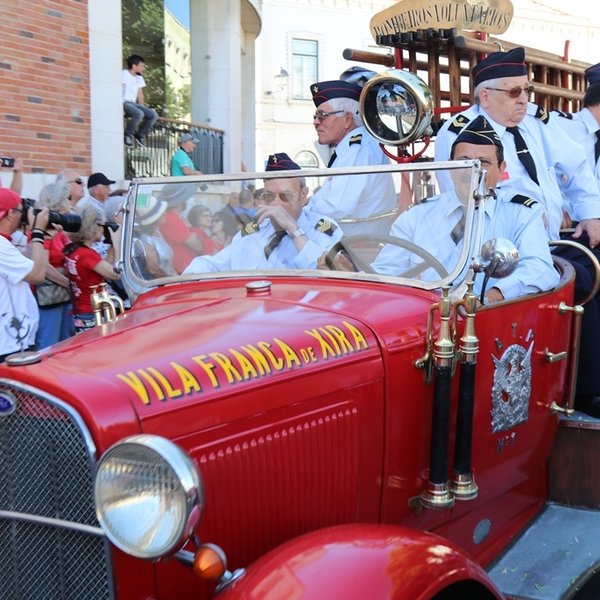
[218,523,503,599]
[0,271,574,599]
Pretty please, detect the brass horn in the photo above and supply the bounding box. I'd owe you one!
[90,282,125,326]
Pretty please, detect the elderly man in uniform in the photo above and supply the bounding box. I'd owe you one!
[184,153,342,273]
[325,116,558,304]
[307,80,396,236]
[553,62,600,184]
[434,49,600,417]
[434,47,600,247]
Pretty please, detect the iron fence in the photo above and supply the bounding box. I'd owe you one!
[125,118,224,179]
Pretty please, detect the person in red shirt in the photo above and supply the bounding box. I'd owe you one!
[186,203,216,256]
[63,204,121,333]
[157,183,207,273]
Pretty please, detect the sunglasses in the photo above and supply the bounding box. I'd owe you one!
[485,85,534,99]
[69,179,84,185]
[313,109,345,122]
[261,191,298,204]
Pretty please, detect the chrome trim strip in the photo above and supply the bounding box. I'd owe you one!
[0,510,105,537]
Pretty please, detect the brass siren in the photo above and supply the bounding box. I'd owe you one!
[90,282,125,326]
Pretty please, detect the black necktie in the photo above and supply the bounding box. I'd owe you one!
[451,207,466,244]
[506,126,539,185]
[264,230,287,259]
[594,131,600,164]
[327,151,337,168]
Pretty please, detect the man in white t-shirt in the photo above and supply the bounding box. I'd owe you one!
[122,54,158,148]
[0,189,49,362]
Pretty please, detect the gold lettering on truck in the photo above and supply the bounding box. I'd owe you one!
[115,321,371,406]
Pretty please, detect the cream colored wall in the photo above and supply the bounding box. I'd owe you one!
[89,0,125,184]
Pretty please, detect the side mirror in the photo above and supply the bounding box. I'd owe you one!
[478,238,519,278]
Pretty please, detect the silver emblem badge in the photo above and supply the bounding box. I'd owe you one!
[491,343,533,433]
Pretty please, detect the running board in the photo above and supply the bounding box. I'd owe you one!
[487,503,600,599]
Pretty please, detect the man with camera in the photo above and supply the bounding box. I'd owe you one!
[0,188,49,362]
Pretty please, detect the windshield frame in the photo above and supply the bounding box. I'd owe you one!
[118,160,484,300]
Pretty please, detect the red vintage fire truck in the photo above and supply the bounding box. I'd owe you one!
[1,3,599,600]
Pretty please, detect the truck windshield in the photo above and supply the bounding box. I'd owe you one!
[119,161,483,298]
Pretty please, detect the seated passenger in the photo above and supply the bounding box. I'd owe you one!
[307,80,397,235]
[134,196,175,278]
[326,116,559,303]
[183,153,343,273]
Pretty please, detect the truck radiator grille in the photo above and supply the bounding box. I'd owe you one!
[0,382,112,599]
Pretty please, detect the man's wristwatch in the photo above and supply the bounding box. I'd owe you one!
[291,227,306,239]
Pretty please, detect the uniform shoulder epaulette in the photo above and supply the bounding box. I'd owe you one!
[349,133,362,146]
[534,104,549,123]
[510,194,538,208]
[448,114,470,134]
[241,221,260,236]
[315,218,338,236]
[552,109,573,120]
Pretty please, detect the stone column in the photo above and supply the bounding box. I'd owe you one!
[190,0,244,174]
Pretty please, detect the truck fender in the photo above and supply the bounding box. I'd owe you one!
[217,523,502,599]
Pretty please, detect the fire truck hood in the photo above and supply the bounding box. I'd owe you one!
[2,279,434,436]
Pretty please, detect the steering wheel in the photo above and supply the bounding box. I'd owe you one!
[325,234,449,279]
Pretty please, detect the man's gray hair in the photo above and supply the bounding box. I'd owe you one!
[473,77,505,105]
[326,97,363,127]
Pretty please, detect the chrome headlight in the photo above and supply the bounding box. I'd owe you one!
[95,434,204,559]
[360,69,433,146]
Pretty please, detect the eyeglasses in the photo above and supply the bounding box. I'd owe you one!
[69,179,84,185]
[261,190,298,204]
[485,85,534,99]
[313,109,345,122]
[478,159,500,168]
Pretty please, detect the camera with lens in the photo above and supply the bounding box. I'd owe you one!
[103,220,119,244]
[21,198,82,233]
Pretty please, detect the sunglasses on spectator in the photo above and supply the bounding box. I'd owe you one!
[313,109,345,122]
[485,85,534,99]
[69,179,84,185]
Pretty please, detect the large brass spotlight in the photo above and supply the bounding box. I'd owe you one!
[360,70,434,147]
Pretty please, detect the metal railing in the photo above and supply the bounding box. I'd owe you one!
[125,117,224,179]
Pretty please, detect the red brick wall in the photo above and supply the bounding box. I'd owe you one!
[0,0,90,176]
